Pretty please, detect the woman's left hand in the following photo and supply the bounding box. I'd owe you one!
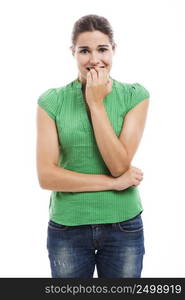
[85,67,112,108]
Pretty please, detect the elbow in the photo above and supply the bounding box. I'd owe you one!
[38,176,48,189]
[110,150,132,177]
[111,172,121,178]
[39,178,53,190]
[37,169,52,190]
[37,165,59,190]
[110,164,130,178]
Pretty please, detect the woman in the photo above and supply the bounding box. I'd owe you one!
[36,14,150,278]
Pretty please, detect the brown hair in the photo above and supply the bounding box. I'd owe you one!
[71,14,116,54]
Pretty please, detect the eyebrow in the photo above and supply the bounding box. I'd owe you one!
[78,45,109,49]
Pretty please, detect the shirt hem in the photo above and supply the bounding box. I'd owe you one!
[49,210,143,226]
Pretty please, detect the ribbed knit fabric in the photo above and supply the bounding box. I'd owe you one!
[37,78,150,226]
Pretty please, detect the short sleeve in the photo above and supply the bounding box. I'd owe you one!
[126,83,150,113]
[37,88,58,120]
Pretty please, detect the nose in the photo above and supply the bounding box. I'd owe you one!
[89,51,100,66]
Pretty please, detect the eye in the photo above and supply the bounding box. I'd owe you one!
[79,48,108,54]
[79,49,89,54]
[98,48,108,52]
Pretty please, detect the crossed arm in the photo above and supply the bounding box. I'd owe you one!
[37,94,149,191]
[89,98,150,177]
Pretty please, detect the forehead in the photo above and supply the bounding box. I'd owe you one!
[76,30,110,47]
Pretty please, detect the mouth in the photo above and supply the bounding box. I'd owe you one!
[86,66,105,71]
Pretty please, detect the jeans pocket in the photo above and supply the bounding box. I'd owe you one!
[118,214,143,233]
[48,220,69,231]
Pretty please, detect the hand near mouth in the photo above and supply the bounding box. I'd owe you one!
[85,66,112,108]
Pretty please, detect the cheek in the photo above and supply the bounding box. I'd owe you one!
[77,55,88,67]
[102,54,112,65]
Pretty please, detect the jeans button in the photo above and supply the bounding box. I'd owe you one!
[92,225,98,229]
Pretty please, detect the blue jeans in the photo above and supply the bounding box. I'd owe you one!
[47,214,145,278]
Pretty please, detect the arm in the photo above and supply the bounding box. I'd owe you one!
[89,98,149,177]
[89,103,129,177]
[85,68,149,177]
[42,167,114,192]
[85,68,129,177]
[36,106,115,192]
[119,98,149,164]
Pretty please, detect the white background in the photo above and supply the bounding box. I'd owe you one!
[0,0,185,277]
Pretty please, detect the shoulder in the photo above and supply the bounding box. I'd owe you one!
[38,79,77,105]
[128,82,150,100]
[112,79,150,113]
[38,79,76,97]
[37,85,66,121]
[37,80,78,120]
[113,79,150,99]
[38,87,56,100]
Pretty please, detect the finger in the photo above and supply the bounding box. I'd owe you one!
[136,171,143,176]
[86,70,93,86]
[99,67,109,83]
[93,66,108,81]
[94,66,104,81]
[105,71,110,85]
[92,66,103,82]
[135,168,143,174]
[136,174,143,181]
[90,68,98,81]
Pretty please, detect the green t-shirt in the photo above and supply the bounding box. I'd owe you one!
[37,78,150,226]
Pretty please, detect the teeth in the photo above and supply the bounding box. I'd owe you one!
[86,66,105,70]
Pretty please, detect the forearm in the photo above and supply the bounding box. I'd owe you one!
[89,103,130,177]
[40,165,115,192]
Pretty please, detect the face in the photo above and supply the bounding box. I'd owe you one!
[72,30,115,84]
